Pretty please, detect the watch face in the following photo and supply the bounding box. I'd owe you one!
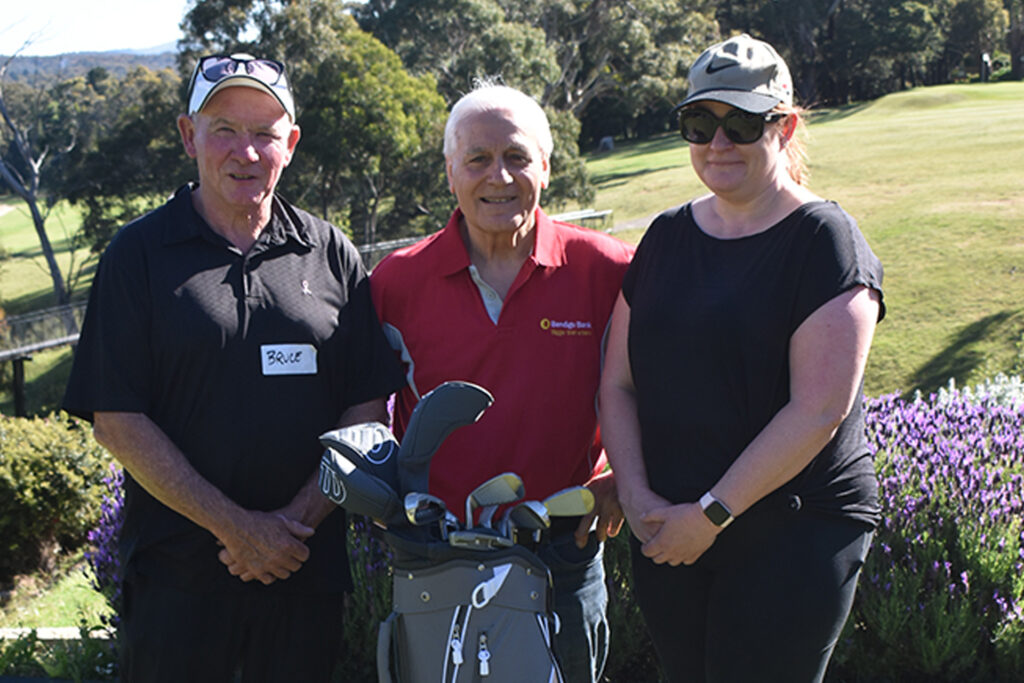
[703,500,732,526]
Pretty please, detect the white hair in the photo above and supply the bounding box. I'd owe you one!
[443,82,553,160]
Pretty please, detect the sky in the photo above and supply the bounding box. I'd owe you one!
[1,0,192,57]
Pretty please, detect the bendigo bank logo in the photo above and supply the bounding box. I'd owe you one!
[539,317,593,337]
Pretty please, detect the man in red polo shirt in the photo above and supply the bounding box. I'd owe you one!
[370,82,634,683]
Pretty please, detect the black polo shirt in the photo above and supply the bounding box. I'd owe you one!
[64,184,405,594]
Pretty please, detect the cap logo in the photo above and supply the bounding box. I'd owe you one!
[706,56,739,75]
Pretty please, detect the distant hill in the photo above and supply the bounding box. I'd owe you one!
[1,50,177,84]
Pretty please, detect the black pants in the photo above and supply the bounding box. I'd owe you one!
[630,497,873,683]
[120,570,345,683]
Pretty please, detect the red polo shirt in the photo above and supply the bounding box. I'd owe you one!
[371,207,634,518]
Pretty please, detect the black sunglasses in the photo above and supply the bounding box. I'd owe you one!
[195,54,285,87]
[677,108,785,145]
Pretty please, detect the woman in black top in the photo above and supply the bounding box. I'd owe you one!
[599,34,885,682]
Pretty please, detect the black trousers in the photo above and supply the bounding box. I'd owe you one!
[630,496,873,683]
[119,569,345,683]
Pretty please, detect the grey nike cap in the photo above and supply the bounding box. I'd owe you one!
[676,34,793,114]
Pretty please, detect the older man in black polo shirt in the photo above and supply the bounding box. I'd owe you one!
[63,54,404,682]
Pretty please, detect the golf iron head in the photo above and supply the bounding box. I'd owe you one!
[448,528,514,551]
[542,486,595,517]
[501,500,551,542]
[465,472,525,528]
[404,491,447,527]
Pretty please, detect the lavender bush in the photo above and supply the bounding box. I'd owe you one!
[339,515,394,680]
[83,464,124,632]
[833,385,1024,682]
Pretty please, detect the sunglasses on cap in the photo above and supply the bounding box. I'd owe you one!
[187,53,295,119]
[677,108,785,145]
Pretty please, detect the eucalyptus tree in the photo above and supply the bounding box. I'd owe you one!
[0,58,102,313]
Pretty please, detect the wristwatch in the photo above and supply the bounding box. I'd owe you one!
[699,492,734,529]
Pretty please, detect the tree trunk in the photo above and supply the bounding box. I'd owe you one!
[1010,6,1023,81]
[27,196,77,334]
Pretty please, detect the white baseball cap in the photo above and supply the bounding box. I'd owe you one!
[187,53,296,120]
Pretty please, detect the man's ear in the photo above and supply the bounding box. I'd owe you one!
[177,114,198,159]
[283,124,301,166]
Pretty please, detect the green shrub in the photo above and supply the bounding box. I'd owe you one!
[0,625,117,682]
[0,412,112,583]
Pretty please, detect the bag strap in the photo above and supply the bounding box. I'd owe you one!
[377,612,397,683]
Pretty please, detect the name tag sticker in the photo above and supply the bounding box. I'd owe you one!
[261,344,318,376]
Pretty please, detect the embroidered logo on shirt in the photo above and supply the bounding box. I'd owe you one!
[539,318,594,337]
[301,280,313,296]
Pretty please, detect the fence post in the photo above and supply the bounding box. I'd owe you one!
[12,356,27,418]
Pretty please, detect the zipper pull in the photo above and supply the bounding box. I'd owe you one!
[450,623,464,666]
[478,633,491,676]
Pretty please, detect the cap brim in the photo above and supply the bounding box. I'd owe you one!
[676,89,780,114]
[189,75,294,120]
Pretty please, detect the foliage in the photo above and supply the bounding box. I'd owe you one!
[714,0,1014,106]
[0,413,113,583]
[59,66,191,254]
[340,516,394,681]
[602,531,664,682]
[267,6,450,244]
[356,0,717,151]
[0,53,175,85]
[83,465,124,633]
[834,388,1024,682]
[0,625,117,682]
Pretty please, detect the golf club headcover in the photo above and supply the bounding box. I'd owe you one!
[319,448,403,525]
[319,422,400,492]
[397,381,494,495]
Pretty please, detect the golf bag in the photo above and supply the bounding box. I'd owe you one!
[377,541,565,683]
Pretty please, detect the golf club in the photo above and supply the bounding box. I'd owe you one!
[542,486,595,517]
[500,500,551,541]
[404,491,447,526]
[397,381,494,495]
[448,528,514,551]
[464,472,525,528]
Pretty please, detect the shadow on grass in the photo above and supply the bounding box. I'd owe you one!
[909,310,1015,396]
[591,165,681,189]
[806,101,872,124]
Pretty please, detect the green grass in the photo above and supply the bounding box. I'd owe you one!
[0,198,96,314]
[582,81,1024,397]
[0,556,111,630]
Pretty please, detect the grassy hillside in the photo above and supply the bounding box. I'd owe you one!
[1,81,1023,412]
[584,81,1024,397]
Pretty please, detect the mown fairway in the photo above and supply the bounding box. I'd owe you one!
[1,81,1023,406]
[584,81,1024,397]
